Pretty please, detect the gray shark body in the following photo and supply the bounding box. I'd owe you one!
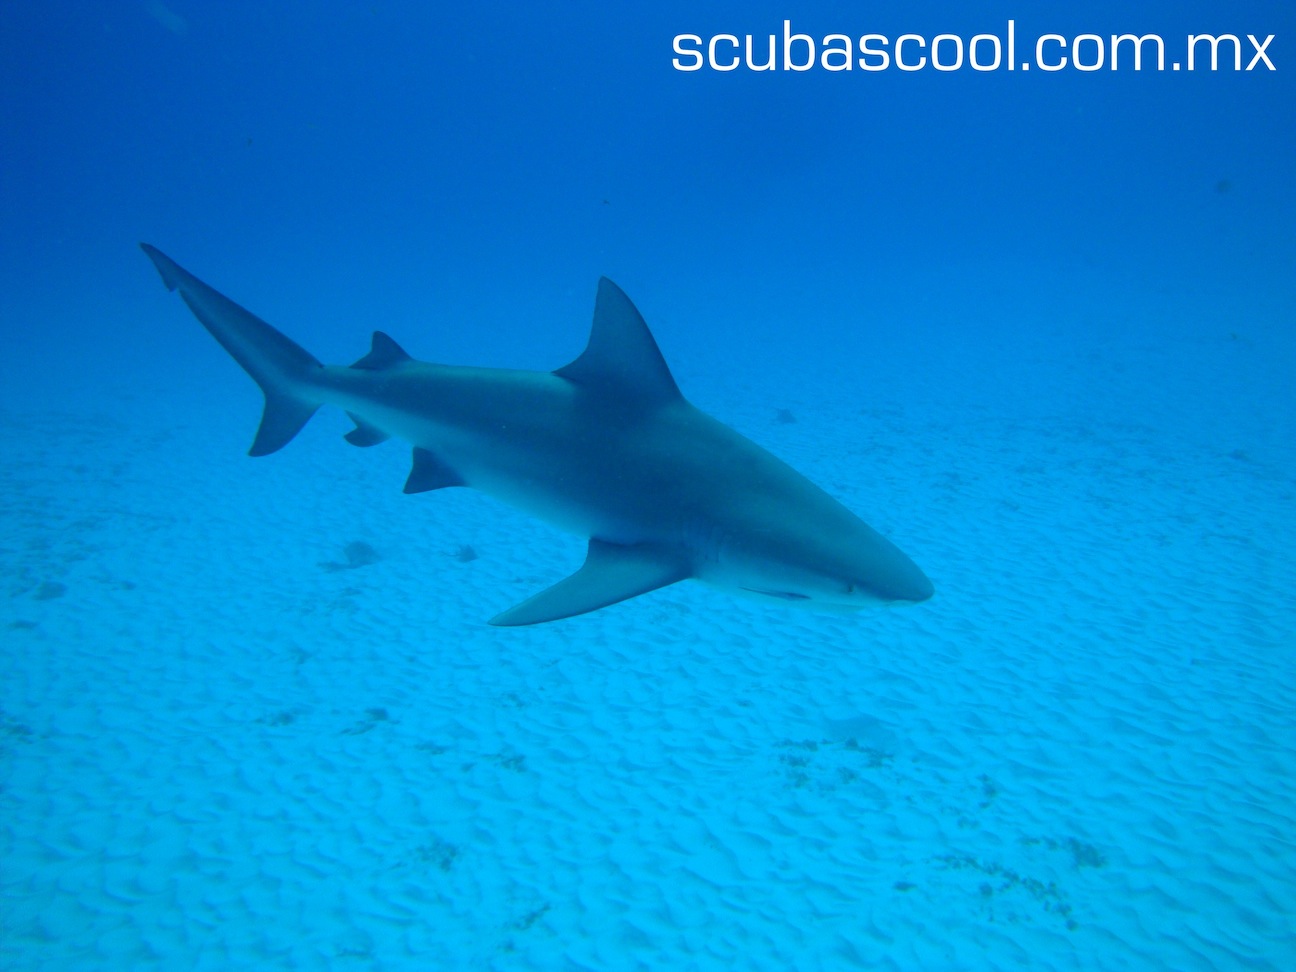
[142,244,932,625]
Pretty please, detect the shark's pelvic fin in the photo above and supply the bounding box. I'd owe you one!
[350,331,412,370]
[554,277,681,407]
[489,539,691,626]
[344,413,390,447]
[403,447,465,493]
[140,243,323,457]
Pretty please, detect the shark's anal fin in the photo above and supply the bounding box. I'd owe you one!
[403,447,465,493]
[489,539,691,626]
[351,331,412,370]
[344,413,390,447]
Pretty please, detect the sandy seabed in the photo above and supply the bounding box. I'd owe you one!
[1,359,1293,971]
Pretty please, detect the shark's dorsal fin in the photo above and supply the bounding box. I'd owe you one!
[351,331,411,370]
[403,447,465,493]
[489,539,691,626]
[555,278,681,406]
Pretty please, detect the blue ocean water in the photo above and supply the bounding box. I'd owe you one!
[2,1,1293,968]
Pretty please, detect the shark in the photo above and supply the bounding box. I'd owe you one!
[141,244,933,625]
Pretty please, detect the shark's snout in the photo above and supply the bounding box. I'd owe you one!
[895,568,935,603]
[863,549,934,604]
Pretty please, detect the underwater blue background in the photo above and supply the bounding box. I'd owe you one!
[2,1,1293,969]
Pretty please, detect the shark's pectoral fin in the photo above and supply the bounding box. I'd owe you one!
[403,447,465,493]
[489,539,691,627]
[344,412,390,447]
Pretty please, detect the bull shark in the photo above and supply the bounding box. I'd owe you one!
[141,244,933,625]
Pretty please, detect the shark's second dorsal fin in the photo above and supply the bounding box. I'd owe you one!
[351,331,411,370]
[555,278,681,406]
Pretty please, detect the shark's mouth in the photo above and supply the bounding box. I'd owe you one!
[742,587,812,601]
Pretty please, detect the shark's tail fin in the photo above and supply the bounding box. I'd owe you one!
[141,244,323,456]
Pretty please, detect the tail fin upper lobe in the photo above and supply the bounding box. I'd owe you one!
[141,244,322,455]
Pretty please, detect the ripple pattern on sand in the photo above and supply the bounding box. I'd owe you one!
[1,390,1293,971]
